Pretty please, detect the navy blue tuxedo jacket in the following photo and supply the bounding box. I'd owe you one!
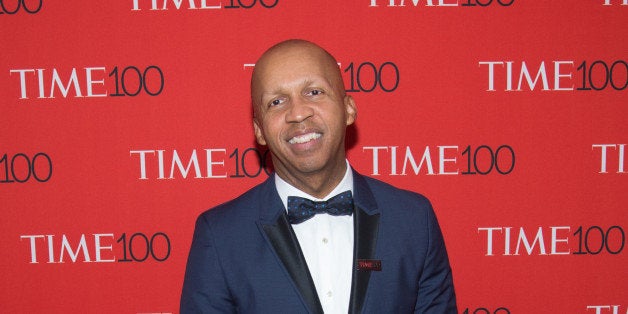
[181,171,457,313]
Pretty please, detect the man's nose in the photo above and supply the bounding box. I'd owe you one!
[285,96,314,123]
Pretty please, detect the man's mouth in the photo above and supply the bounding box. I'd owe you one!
[288,132,322,144]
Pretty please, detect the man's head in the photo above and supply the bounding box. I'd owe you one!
[251,39,357,195]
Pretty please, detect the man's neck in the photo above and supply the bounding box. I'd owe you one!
[276,162,348,199]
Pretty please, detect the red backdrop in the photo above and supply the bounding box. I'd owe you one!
[2,0,626,313]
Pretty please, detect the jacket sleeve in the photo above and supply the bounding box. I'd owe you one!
[181,214,236,314]
[414,204,458,313]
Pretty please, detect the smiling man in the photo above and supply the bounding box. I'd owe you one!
[181,40,457,314]
[251,40,356,199]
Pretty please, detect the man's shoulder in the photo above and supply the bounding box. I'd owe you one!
[359,173,432,209]
[196,178,273,225]
[357,173,438,237]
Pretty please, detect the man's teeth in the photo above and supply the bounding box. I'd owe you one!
[289,133,321,144]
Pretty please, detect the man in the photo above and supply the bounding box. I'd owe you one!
[181,39,457,313]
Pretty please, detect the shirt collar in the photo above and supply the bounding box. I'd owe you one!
[275,160,354,211]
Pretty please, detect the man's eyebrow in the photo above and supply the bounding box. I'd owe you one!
[264,78,318,95]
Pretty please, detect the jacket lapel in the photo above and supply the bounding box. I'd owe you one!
[349,171,381,314]
[256,177,324,314]
[256,171,381,314]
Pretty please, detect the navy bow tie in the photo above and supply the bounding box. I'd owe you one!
[286,190,354,224]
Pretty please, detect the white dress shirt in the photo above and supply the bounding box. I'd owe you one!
[275,161,354,314]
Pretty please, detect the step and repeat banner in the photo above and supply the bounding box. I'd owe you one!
[2,0,626,313]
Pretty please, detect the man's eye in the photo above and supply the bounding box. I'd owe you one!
[270,99,283,106]
[308,89,324,96]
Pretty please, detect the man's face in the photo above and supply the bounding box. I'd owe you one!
[251,43,356,182]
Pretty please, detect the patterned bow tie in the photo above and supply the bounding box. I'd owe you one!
[286,190,354,224]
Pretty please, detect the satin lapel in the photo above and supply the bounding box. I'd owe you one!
[258,212,324,314]
[348,205,380,314]
[348,171,381,314]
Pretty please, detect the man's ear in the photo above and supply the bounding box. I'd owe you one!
[344,95,357,126]
[253,120,267,146]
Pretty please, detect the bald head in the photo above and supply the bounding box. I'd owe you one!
[251,40,346,118]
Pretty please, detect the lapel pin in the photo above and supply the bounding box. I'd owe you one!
[357,259,382,271]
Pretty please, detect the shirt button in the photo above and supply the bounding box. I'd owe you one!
[326,291,333,298]
[322,237,329,244]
